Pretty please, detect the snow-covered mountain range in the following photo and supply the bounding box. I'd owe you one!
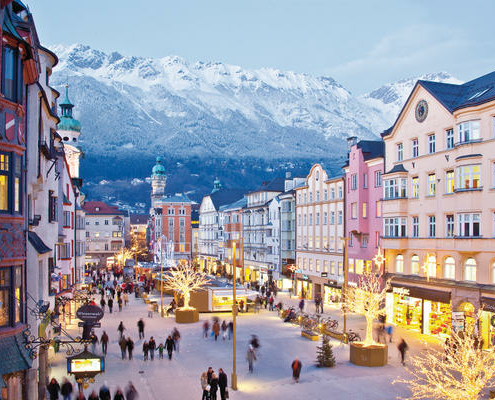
[48,44,460,205]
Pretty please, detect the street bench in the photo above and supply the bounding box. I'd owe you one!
[301,330,319,341]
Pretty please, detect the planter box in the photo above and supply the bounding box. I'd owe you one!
[175,308,199,323]
[301,330,319,341]
[349,342,388,367]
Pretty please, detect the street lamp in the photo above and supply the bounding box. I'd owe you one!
[340,236,349,337]
[232,241,238,390]
[160,235,165,317]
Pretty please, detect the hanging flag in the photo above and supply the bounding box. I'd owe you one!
[5,113,15,141]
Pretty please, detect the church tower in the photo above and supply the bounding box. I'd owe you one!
[151,156,166,208]
[58,85,82,180]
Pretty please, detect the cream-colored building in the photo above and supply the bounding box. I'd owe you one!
[381,71,495,345]
[295,164,344,300]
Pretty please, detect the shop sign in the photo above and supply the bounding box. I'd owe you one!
[76,305,104,323]
[321,272,328,277]
[302,275,309,280]
[260,268,267,273]
[68,357,104,374]
[393,287,410,296]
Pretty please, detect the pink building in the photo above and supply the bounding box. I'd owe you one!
[343,138,384,285]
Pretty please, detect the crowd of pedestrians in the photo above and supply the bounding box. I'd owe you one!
[47,378,137,400]
[203,317,233,341]
[200,367,228,400]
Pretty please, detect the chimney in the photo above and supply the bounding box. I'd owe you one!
[347,136,358,150]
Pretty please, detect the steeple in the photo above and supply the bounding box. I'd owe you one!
[212,177,222,193]
[60,84,74,118]
[151,156,167,209]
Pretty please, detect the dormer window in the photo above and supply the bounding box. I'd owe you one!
[95,207,100,212]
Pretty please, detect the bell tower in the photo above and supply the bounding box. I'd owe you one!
[151,156,166,208]
[58,85,82,179]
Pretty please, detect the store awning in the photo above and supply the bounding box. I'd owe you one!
[481,297,495,313]
[28,231,52,254]
[389,282,451,303]
[0,332,32,387]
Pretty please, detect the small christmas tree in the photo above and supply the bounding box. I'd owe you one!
[316,335,335,368]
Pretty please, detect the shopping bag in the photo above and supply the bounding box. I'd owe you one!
[225,389,229,398]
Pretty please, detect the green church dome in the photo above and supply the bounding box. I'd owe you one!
[58,85,81,132]
[152,156,166,176]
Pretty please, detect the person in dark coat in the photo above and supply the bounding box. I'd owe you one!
[99,382,111,400]
[398,338,408,365]
[100,297,106,312]
[107,297,114,313]
[113,388,125,400]
[60,377,73,400]
[101,331,109,355]
[291,357,302,383]
[165,335,176,360]
[87,390,98,400]
[149,336,156,360]
[218,368,228,400]
[47,378,60,400]
[125,382,138,400]
[137,318,145,339]
[117,321,125,340]
[126,337,134,360]
[118,297,123,312]
[209,373,219,400]
[143,340,149,361]
[119,337,127,360]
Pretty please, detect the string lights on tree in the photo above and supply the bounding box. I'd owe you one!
[420,253,433,282]
[164,262,210,310]
[395,312,495,400]
[372,247,386,271]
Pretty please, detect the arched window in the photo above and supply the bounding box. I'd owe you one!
[427,255,437,278]
[464,258,477,281]
[396,254,404,273]
[492,262,495,284]
[411,255,420,275]
[444,257,455,280]
[316,171,320,181]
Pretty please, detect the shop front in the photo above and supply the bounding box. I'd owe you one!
[324,281,342,305]
[295,273,312,299]
[386,283,452,338]
[480,297,495,350]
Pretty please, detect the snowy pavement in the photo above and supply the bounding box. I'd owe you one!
[47,291,417,400]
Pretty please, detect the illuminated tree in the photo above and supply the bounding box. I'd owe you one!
[396,314,495,400]
[114,247,133,267]
[164,263,210,310]
[345,270,389,347]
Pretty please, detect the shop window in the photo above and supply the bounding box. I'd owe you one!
[395,255,404,273]
[355,259,364,275]
[444,257,455,280]
[427,255,437,278]
[464,258,477,281]
[411,255,420,275]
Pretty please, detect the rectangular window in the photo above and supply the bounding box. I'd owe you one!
[446,170,455,194]
[376,201,381,217]
[323,212,328,225]
[104,219,109,225]
[412,216,419,238]
[446,215,454,237]
[0,154,9,211]
[428,216,436,238]
[330,211,335,225]
[375,171,382,187]
[412,139,419,158]
[63,211,71,227]
[384,178,407,199]
[428,174,436,196]
[384,217,407,237]
[338,261,343,276]
[315,212,320,225]
[411,177,419,198]
[361,234,368,248]
[330,261,336,275]
[112,231,122,237]
[338,186,343,198]
[331,188,335,199]
[458,213,481,237]
[428,134,436,154]
[458,120,480,143]
[348,258,355,273]
[323,236,328,249]
[303,214,307,226]
[309,213,313,225]
[446,128,454,149]
[351,203,357,219]
[316,191,320,202]
[315,260,320,272]
[362,202,367,218]
[13,155,21,213]
[2,46,18,102]
[324,189,328,200]
[363,173,368,189]
[48,191,57,222]
[396,143,403,161]
[457,165,481,190]
[0,268,10,326]
[351,174,357,190]
[338,211,342,225]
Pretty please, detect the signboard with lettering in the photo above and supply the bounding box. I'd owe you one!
[76,305,104,323]
[392,287,410,296]
[68,357,104,374]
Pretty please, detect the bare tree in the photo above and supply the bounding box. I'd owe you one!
[345,270,388,346]
[164,263,210,309]
[396,313,495,400]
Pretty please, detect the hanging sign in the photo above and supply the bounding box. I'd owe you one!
[76,305,104,323]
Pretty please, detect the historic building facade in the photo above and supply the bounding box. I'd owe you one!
[295,165,344,301]
[381,71,495,344]
[219,197,246,277]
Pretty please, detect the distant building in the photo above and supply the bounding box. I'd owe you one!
[130,213,149,249]
[219,197,247,276]
[191,204,200,261]
[83,201,125,268]
[150,157,166,209]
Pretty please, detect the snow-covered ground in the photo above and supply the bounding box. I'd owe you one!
[48,291,420,399]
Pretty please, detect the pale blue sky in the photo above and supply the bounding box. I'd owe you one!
[27,0,495,94]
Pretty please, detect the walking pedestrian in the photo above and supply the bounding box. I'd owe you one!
[100,297,106,312]
[398,338,408,366]
[99,382,111,400]
[268,295,274,311]
[158,342,164,359]
[113,388,125,400]
[246,345,256,373]
[123,292,129,306]
[137,318,145,339]
[213,320,220,341]
[207,367,213,383]
[200,372,209,400]
[87,390,98,400]
[172,327,181,352]
[101,331,109,355]
[143,340,149,361]
[90,331,98,353]
[209,373,219,400]
[126,336,134,360]
[149,336,156,360]
[117,321,125,340]
[60,377,73,400]
[118,297,123,312]
[119,336,127,360]
[218,368,228,400]
[228,321,233,340]
[125,382,138,400]
[298,298,305,313]
[47,378,60,400]
[165,335,175,360]
[386,324,393,343]
[221,321,227,340]
[108,297,113,313]
[291,357,302,383]
[76,390,86,400]
[239,299,245,313]
[203,321,210,338]
[320,298,324,314]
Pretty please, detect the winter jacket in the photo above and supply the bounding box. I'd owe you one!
[47,382,60,400]
[99,386,111,400]
[126,339,134,351]
[101,332,109,344]
[213,322,220,335]
[149,339,156,350]
[137,320,144,332]
[113,392,125,400]
[201,374,208,390]
[165,338,175,351]
[210,377,219,393]
[60,382,73,396]
[218,371,228,389]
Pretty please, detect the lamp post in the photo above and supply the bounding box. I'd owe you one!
[232,241,238,390]
[160,236,164,317]
[341,236,349,337]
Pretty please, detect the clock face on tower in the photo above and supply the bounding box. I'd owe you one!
[415,100,428,123]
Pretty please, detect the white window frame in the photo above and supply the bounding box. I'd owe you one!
[446,128,454,149]
[444,257,455,280]
[428,134,436,154]
[456,164,481,190]
[412,138,419,158]
[397,143,403,162]
[464,258,477,281]
[458,213,481,237]
[428,215,436,238]
[458,120,480,144]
